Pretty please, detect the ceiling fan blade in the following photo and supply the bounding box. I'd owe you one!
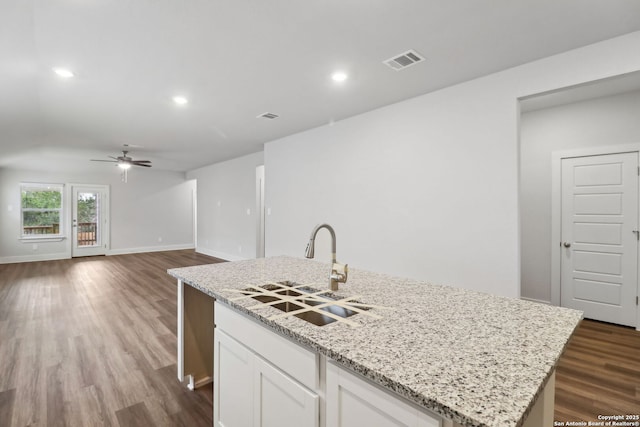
[91,151,152,171]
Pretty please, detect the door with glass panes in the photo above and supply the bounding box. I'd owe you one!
[72,185,109,257]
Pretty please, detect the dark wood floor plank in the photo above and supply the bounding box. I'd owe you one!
[0,388,16,426]
[69,384,116,427]
[555,319,640,422]
[0,337,20,391]
[46,363,66,427]
[0,250,221,427]
[115,402,154,427]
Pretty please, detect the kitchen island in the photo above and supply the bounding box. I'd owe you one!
[168,256,582,427]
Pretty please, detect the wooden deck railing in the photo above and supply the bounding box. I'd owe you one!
[23,224,60,235]
[23,222,97,246]
[77,222,97,246]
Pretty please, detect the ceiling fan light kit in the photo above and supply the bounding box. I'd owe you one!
[90,150,152,183]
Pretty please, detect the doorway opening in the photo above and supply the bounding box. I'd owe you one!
[518,71,640,330]
[256,165,265,258]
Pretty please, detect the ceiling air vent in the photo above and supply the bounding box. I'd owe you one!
[257,112,280,120]
[383,49,425,71]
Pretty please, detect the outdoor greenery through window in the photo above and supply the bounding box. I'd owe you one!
[21,184,64,237]
[77,193,97,225]
[76,191,99,247]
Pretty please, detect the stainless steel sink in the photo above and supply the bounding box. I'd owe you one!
[242,282,366,326]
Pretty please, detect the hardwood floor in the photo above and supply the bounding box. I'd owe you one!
[0,250,222,427]
[1,251,638,426]
[555,319,640,422]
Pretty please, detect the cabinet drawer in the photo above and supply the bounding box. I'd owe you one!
[215,302,318,390]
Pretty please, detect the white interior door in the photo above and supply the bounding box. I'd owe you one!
[72,185,109,257]
[560,152,638,327]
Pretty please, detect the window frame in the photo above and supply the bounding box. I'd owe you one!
[20,183,65,240]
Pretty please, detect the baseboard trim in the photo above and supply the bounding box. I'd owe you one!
[520,296,552,305]
[0,244,197,264]
[108,244,195,256]
[0,252,70,264]
[195,247,247,262]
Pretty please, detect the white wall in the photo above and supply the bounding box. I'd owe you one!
[186,151,264,261]
[520,90,640,303]
[264,31,640,298]
[0,167,195,263]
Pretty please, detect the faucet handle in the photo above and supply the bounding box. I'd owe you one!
[331,263,348,283]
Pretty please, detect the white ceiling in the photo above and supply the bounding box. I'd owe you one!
[1,0,640,173]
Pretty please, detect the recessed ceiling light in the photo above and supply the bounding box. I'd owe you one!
[331,71,348,83]
[173,96,188,105]
[53,68,74,78]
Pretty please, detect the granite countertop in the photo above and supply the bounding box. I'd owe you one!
[168,256,582,427]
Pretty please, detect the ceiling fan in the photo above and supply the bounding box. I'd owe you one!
[91,150,152,169]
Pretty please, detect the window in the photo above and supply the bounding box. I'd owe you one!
[21,183,64,238]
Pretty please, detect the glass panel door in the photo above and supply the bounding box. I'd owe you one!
[77,191,99,247]
[72,186,108,257]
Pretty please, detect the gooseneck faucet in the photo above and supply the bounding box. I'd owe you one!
[305,223,348,291]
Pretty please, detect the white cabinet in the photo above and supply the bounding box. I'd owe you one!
[253,356,319,427]
[214,302,319,427]
[191,294,552,427]
[326,361,441,427]
[214,302,445,427]
[214,330,253,427]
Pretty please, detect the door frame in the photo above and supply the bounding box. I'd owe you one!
[69,184,110,257]
[551,143,640,330]
[255,165,265,258]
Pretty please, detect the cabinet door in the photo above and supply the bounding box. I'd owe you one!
[326,362,441,427]
[214,330,253,427]
[254,356,319,427]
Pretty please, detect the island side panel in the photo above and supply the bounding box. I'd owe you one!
[177,279,215,389]
[522,371,555,427]
[443,372,556,427]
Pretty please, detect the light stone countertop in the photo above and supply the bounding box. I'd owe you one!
[168,256,583,427]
